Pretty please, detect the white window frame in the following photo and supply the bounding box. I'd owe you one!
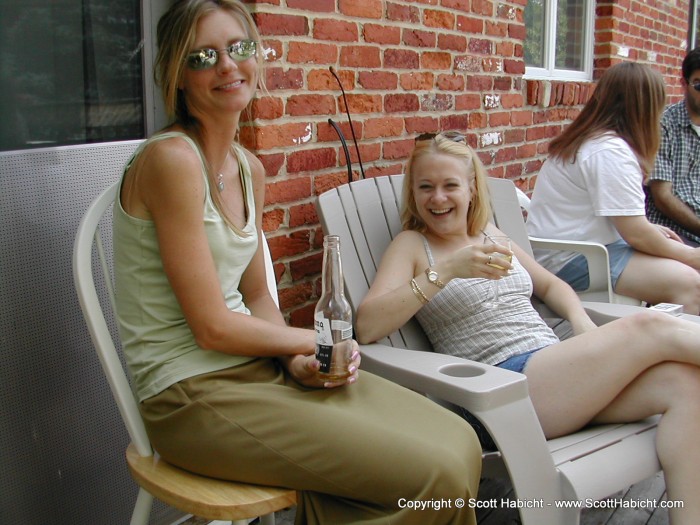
[143,0,171,135]
[691,0,699,50]
[524,0,595,81]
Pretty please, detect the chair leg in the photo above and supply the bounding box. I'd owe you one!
[130,488,154,525]
[259,513,276,525]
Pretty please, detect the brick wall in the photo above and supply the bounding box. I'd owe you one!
[240,0,691,326]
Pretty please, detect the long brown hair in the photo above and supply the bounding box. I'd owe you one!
[548,62,666,175]
[155,0,265,127]
[402,133,491,237]
[154,0,265,235]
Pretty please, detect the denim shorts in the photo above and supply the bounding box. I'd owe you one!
[460,347,542,450]
[496,348,541,374]
[555,238,634,292]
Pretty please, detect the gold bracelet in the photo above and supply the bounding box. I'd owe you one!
[410,278,429,304]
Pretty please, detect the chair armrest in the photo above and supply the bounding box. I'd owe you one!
[530,236,613,301]
[581,300,700,326]
[360,343,564,504]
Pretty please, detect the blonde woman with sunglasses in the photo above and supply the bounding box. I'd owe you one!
[112,1,481,523]
[358,132,700,524]
[526,62,700,313]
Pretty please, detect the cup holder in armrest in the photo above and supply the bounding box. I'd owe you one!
[438,363,485,378]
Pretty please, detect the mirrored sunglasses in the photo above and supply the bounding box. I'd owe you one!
[186,40,257,70]
[415,131,467,143]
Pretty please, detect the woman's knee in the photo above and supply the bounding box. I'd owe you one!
[664,265,700,312]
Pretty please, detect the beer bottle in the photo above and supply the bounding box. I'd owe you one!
[314,235,353,381]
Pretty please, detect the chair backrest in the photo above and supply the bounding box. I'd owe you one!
[316,174,538,349]
[317,175,433,351]
[486,177,535,258]
[73,182,279,458]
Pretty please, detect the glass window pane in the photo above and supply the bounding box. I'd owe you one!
[695,1,700,48]
[525,0,546,67]
[0,0,143,152]
[555,0,586,71]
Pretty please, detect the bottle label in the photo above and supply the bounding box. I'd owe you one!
[314,313,351,373]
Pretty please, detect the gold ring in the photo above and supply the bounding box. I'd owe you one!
[487,255,493,265]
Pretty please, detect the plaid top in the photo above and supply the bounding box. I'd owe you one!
[414,236,559,366]
[646,101,700,243]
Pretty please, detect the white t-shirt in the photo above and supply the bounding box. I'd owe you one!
[526,133,645,274]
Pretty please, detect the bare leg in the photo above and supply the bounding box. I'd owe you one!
[523,312,700,524]
[615,251,700,314]
[590,363,700,525]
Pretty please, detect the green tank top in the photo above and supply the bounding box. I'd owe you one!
[113,132,257,402]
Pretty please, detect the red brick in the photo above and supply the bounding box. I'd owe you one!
[383,139,416,160]
[258,153,285,177]
[267,230,312,259]
[339,46,382,68]
[286,94,336,116]
[384,48,420,69]
[287,148,337,173]
[359,71,399,90]
[384,93,420,113]
[265,67,304,90]
[438,34,467,52]
[249,122,315,149]
[424,10,455,30]
[289,203,319,227]
[363,24,401,45]
[251,97,284,120]
[286,0,334,11]
[403,28,437,48]
[339,0,383,19]
[308,68,353,91]
[253,13,308,36]
[341,93,383,114]
[422,52,453,70]
[278,281,315,312]
[404,117,439,134]
[399,72,434,90]
[313,19,359,42]
[264,178,312,206]
[363,117,404,138]
[436,74,465,91]
[262,208,285,232]
[287,42,338,64]
[387,3,419,23]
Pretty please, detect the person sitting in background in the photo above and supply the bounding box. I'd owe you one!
[112,2,481,524]
[647,47,700,247]
[357,132,700,525]
[525,62,700,313]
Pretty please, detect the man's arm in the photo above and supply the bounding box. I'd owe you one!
[648,180,700,237]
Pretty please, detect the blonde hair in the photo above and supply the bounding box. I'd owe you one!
[402,134,492,237]
[154,0,265,235]
[548,62,666,175]
[155,0,265,127]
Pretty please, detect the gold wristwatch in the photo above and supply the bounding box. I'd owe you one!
[425,267,445,288]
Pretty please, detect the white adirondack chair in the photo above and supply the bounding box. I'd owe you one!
[316,174,661,525]
[490,178,640,305]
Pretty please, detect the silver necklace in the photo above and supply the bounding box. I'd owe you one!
[216,173,224,192]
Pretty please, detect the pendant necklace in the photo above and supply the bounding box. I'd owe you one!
[217,173,225,192]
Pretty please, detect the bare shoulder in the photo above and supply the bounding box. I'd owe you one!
[383,230,426,263]
[238,146,265,185]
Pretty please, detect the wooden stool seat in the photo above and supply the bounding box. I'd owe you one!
[126,443,296,521]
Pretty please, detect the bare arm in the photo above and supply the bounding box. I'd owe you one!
[356,227,511,344]
[136,139,315,358]
[611,215,700,270]
[513,240,597,335]
[649,180,700,238]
